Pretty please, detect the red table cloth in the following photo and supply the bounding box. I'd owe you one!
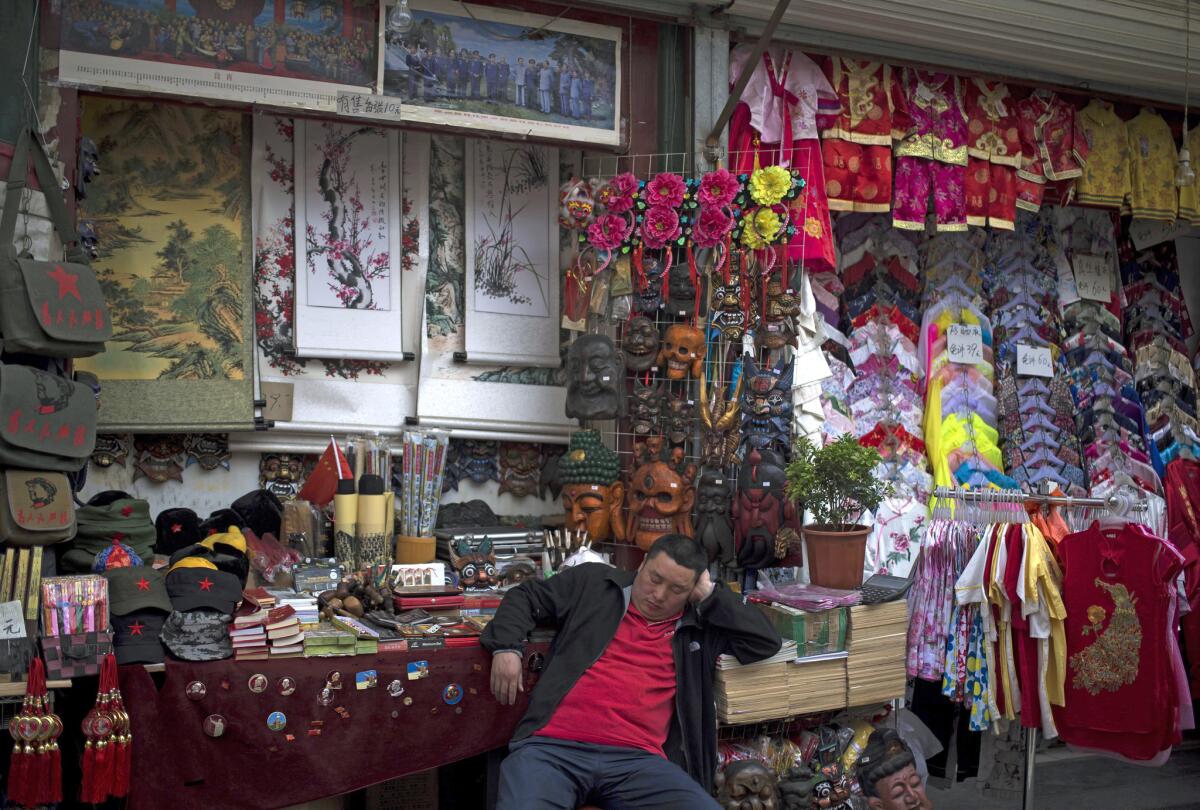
[119,645,542,809]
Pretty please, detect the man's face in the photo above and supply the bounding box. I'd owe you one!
[631,552,696,622]
[867,766,931,810]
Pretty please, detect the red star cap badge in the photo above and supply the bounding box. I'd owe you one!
[47,265,82,301]
[129,621,144,636]
[199,577,214,591]
[171,523,183,533]
[120,505,134,517]
[136,577,151,592]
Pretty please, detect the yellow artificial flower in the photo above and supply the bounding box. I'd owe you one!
[739,214,767,249]
[749,165,792,206]
[754,209,782,242]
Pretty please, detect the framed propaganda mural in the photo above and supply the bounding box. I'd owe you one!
[56,0,378,111]
[379,0,622,147]
[292,119,407,361]
[464,139,560,367]
[76,97,255,432]
[252,116,427,432]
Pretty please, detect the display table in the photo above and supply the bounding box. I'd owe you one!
[118,644,544,810]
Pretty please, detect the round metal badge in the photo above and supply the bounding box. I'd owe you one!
[318,687,335,706]
[185,681,207,701]
[387,679,405,698]
[248,674,268,694]
[203,714,227,738]
[442,683,463,706]
[276,676,297,697]
[267,711,287,732]
[403,696,413,706]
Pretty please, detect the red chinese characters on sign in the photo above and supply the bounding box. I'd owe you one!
[15,508,71,527]
[40,301,105,332]
[5,409,90,448]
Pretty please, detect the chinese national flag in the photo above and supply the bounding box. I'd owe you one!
[298,439,352,507]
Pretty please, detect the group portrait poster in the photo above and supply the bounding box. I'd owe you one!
[56,0,379,110]
[379,0,622,146]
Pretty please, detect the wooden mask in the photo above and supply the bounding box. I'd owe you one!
[656,324,704,381]
[618,436,697,551]
[447,537,497,589]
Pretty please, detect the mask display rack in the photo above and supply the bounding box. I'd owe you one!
[929,483,1146,810]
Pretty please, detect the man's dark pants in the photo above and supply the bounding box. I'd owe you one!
[496,737,720,810]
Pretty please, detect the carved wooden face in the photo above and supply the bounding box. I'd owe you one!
[448,538,497,588]
[665,397,693,448]
[624,443,696,551]
[716,760,780,810]
[637,257,667,313]
[694,469,734,566]
[561,481,624,541]
[565,335,624,421]
[710,280,746,340]
[498,442,542,497]
[629,380,664,436]
[657,324,705,381]
[866,764,932,810]
[259,453,303,499]
[624,316,661,372]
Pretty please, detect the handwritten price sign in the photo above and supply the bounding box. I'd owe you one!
[1072,254,1112,303]
[1016,343,1053,378]
[947,323,983,365]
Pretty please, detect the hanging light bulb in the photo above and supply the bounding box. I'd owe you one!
[1178,0,1195,187]
[388,0,414,35]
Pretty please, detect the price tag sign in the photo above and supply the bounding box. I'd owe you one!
[1072,254,1112,303]
[947,323,983,364]
[0,601,26,640]
[1017,343,1053,378]
[1054,252,1081,308]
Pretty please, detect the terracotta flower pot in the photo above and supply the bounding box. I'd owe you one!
[803,524,870,590]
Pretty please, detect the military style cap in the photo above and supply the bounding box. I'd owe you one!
[160,609,232,662]
[155,507,201,557]
[104,567,172,615]
[165,566,241,614]
[111,610,167,665]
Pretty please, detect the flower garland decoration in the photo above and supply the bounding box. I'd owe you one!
[749,165,793,207]
[641,205,681,250]
[740,208,783,249]
[697,168,740,208]
[645,171,687,209]
[596,172,638,214]
[692,204,735,249]
[587,214,632,252]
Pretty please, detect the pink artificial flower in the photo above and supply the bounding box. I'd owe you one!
[641,206,681,249]
[691,205,734,248]
[588,214,630,251]
[645,172,687,209]
[598,172,638,214]
[697,168,740,208]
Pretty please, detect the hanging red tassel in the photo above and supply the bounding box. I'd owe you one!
[6,658,57,809]
[46,714,62,805]
[110,655,132,799]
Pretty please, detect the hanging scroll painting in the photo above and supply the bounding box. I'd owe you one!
[463,139,560,366]
[252,116,427,432]
[76,97,254,432]
[292,119,407,361]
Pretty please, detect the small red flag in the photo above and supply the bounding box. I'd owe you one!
[297,439,352,507]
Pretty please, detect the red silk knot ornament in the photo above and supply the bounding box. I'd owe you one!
[6,658,63,808]
[81,654,131,803]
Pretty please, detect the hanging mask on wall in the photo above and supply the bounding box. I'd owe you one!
[133,435,187,483]
[618,436,697,552]
[709,278,746,341]
[564,335,625,422]
[699,370,741,468]
[732,448,796,572]
[444,537,497,589]
[459,440,500,485]
[656,324,704,381]
[185,433,231,472]
[739,355,794,457]
[557,431,623,542]
[694,468,734,566]
[757,276,801,350]
[497,442,542,498]
[636,256,667,314]
[622,315,660,372]
[666,261,698,317]
[259,453,306,500]
[91,434,132,469]
[664,396,693,449]
[629,379,664,437]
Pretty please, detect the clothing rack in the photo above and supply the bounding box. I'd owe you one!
[929,484,1146,810]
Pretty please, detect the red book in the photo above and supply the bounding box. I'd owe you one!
[395,595,467,611]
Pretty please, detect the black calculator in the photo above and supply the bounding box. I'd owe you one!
[859,573,914,604]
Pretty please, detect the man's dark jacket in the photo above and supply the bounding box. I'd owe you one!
[480,562,782,792]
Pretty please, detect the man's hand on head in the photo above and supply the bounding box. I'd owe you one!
[689,569,715,603]
[490,650,524,706]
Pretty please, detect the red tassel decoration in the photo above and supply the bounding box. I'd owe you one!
[7,658,58,809]
[79,654,128,804]
[47,715,63,805]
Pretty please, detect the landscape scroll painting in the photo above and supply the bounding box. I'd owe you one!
[76,97,255,431]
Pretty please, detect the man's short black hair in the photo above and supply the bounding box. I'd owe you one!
[645,534,708,579]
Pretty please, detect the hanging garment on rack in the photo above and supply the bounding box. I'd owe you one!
[1075,99,1133,209]
[1054,521,1186,761]
[819,58,902,213]
[728,44,838,271]
[1124,108,1179,223]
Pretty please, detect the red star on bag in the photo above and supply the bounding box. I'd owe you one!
[136,577,151,592]
[171,523,183,533]
[129,621,144,636]
[199,577,214,591]
[47,265,81,301]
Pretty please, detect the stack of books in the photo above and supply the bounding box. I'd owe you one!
[714,640,796,724]
[267,606,305,658]
[330,615,380,656]
[231,609,269,661]
[303,627,357,658]
[846,600,908,707]
[264,590,320,626]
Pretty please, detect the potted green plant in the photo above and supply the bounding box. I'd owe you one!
[785,434,889,589]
